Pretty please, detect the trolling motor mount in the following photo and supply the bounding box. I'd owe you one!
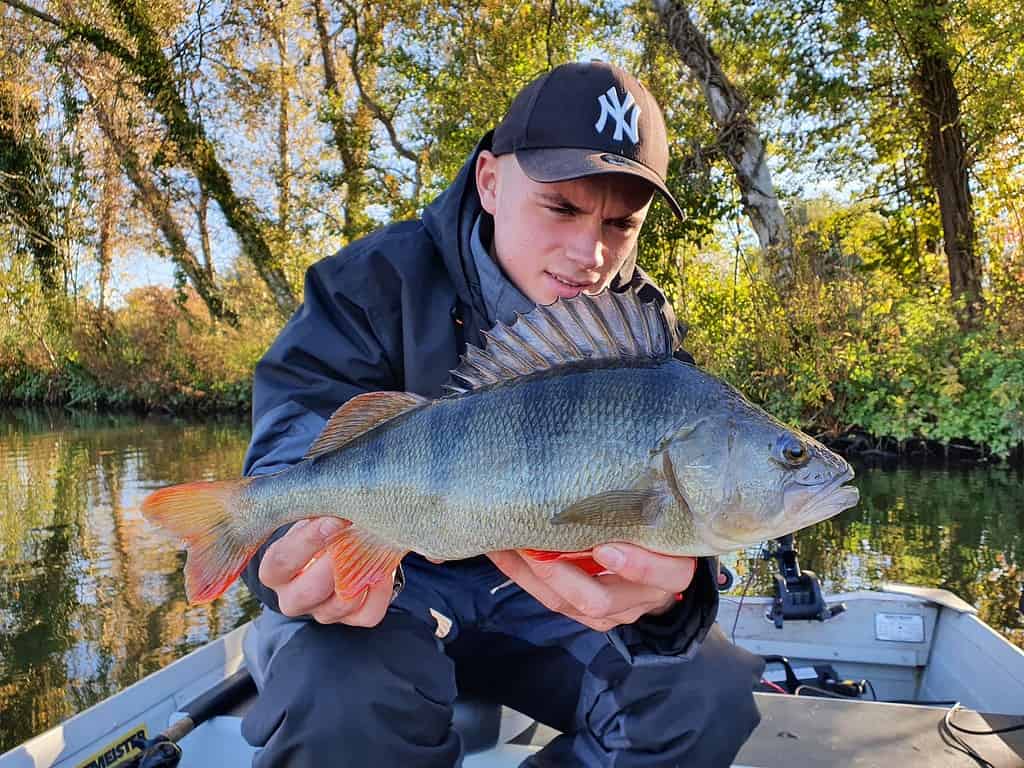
[765,534,845,629]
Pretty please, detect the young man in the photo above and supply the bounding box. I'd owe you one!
[239,61,764,767]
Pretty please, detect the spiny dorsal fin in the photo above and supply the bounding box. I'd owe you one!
[447,288,676,393]
[304,391,429,459]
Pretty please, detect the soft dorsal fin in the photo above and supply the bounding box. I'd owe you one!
[304,391,429,459]
[447,288,677,393]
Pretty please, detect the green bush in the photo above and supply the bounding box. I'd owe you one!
[0,284,277,414]
[669,256,1023,459]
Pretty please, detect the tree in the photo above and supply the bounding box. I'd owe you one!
[904,0,982,321]
[0,80,63,299]
[680,0,1021,323]
[87,85,239,324]
[3,0,299,317]
[650,0,793,285]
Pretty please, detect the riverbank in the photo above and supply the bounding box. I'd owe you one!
[3,276,1022,462]
[3,383,1021,468]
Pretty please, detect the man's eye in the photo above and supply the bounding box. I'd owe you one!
[610,220,635,231]
[548,206,574,216]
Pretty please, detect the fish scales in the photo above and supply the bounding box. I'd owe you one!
[245,361,698,560]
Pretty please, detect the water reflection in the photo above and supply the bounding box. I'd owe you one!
[0,409,260,752]
[723,461,1024,649]
[0,411,1021,752]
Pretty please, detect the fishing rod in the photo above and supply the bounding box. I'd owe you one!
[125,668,256,768]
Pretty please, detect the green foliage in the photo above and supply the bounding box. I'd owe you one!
[0,283,278,414]
[666,239,1024,459]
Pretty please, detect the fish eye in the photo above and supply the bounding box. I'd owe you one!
[775,435,810,467]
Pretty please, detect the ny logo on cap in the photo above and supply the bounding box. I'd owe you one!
[594,87,641,143]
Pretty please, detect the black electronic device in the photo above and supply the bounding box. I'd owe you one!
[764,534,846,628]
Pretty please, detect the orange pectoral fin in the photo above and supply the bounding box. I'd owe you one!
[521,548,607,576]
[324,527,408,599]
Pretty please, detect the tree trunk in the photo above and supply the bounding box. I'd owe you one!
[91,97,239,326]
[197,185,213,279]
[0,80,62,299]
[909,1,982,325]
[650,0,793,284]
[97,143,118,312]
[274,6,292,252]
[312,0,374,241]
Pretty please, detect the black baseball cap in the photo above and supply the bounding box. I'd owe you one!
[492,61,683,219]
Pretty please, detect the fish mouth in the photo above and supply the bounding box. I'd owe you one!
[786,467,859,526]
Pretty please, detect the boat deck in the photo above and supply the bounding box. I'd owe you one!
[736,694,1024,767]
[177,693,1024,768]
[5,587,1024,768]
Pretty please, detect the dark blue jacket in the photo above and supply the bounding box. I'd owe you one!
[241,132,718,659]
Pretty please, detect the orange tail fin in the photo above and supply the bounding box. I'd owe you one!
[141,479,256,604]
[521,548,607,576]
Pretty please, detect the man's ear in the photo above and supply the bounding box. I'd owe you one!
[476,150,500,215]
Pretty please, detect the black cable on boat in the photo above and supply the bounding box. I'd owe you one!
[125,668,256,768]
[945,703,1024,736]
[729,542,764,645]
[939,703,996,768]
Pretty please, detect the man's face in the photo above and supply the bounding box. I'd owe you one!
[476,151,654,305]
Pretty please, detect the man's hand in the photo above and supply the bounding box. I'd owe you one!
[259,518,394,627]
[487,544,697,632]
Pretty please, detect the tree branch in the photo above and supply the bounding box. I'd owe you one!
[341,0,422,197]
[2,0,137,65]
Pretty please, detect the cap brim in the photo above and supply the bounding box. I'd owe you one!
[515,148,684,220]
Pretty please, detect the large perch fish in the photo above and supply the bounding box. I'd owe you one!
[142,288,859,604]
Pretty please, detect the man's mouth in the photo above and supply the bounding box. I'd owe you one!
[547,272,595,290]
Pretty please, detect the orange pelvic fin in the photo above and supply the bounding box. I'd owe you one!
[324,526,408,599]
[521,548,607,576]
[141,479,256,604]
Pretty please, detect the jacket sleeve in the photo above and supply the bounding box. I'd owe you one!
[608,557,720,662]
[241,255,401,611]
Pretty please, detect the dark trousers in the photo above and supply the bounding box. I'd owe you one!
[241,556,763,767]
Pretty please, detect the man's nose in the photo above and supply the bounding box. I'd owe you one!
[567,220,606,270]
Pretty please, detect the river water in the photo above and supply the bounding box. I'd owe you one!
[0,408,1021,752]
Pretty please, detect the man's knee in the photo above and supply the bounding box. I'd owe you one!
[583,625,763,766]
[242,613,461,767]
[680,625,763,760]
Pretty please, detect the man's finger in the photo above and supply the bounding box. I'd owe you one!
[310,589,368,625]
[259,518,348,589]
[592,544,696,593]
[341,576,395,627]
[274,551,337,616]
[489,552,662,631]
[487,551,576,616]
[528,564,668,620]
